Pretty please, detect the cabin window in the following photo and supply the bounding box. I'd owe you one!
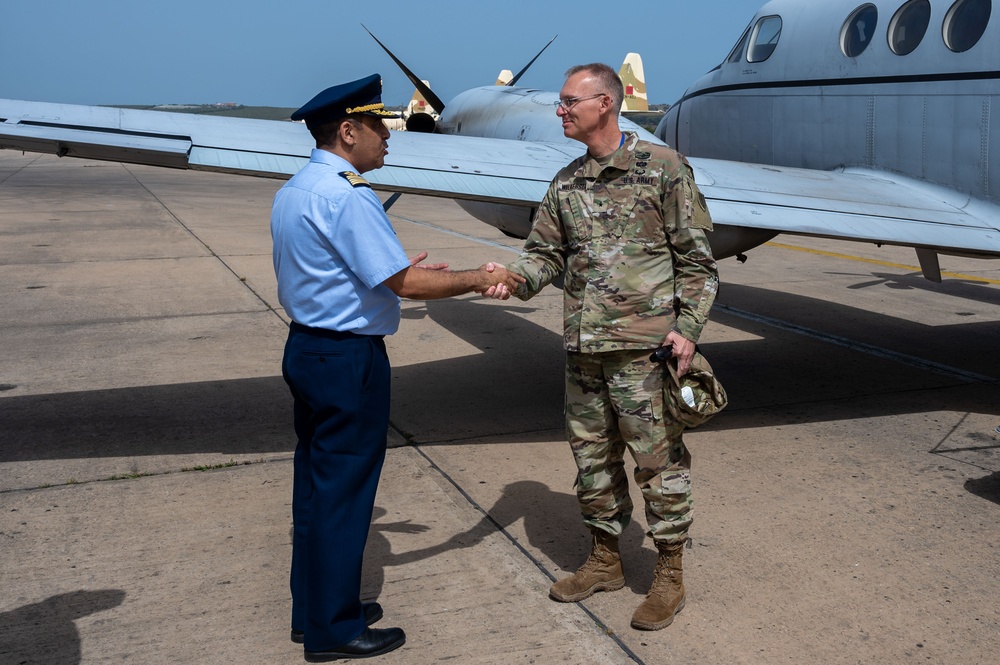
[842,4,879,56]
[889,0,931,55]
[748,16,783,62]
[943,0,992,52]
[726,25,752,64]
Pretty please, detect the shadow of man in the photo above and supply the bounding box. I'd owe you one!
[360,507,432,602]
[361,481,655,597]
[0,589,126,665]
[480,480,655,593]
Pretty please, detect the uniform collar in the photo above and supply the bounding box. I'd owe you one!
[577,132,639,178]
[310,148,354,171]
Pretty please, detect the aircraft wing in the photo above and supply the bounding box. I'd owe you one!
[3,99,999,269]
[690,158,1000,261]
[0,98,573,207]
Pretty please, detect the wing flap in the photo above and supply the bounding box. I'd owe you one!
[188,146,306,178]
[0,123,192,168]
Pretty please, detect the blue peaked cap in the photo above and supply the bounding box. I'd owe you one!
[291,74,401,126]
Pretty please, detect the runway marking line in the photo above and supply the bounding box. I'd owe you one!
[766,241,1000,285]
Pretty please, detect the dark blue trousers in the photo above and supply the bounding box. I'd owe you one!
[282,322,390,651]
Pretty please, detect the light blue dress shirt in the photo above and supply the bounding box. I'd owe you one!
[271,149,410,335]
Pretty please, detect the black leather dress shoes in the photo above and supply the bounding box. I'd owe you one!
[303,626,406,662]
[290,601,384,644]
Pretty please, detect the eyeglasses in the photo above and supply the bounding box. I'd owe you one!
[553,93,606,110]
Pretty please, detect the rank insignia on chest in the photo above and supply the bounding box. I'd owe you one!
[340,171,371,188]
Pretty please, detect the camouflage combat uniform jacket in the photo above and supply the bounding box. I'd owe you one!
[508,132,719,352]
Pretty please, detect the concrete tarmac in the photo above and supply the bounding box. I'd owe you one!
[1,152,998,664]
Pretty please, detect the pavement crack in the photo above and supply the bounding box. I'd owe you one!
[1,456,293,494]
[119,163,285,324]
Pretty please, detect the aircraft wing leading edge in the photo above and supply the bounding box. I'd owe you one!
[2,98,999,261]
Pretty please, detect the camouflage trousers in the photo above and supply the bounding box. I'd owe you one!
[565,349,692,545]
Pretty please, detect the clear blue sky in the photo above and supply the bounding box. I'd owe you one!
[2,0,769,108]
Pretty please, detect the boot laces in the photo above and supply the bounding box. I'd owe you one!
[578,544,612,574]
[648,550,681,595]
[652,558,676,584]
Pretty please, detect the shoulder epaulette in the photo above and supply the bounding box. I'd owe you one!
[339,171,371,188]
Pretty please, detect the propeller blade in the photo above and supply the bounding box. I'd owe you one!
[507,35,557,86]
[362,25,448,115]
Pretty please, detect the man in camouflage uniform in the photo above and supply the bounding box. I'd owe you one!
[505,63,718,631]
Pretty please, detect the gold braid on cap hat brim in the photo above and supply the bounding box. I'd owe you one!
[345,103,395,116]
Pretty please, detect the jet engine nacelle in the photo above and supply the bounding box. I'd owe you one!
[456,197,777,260]
[404,112,437,133]
[705,226,777,261]
[455,200,536,239]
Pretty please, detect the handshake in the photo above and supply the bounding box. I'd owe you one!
[404,251,524,301]
[477,262,525,300]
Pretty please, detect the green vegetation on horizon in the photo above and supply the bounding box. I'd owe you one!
[113,104,299,121]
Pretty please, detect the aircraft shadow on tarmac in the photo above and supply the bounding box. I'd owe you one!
[0,589,126,665]
[406,292,1000,432]
[840,270,1000,305]
[362,485,660,599]
[0,376,294,463]
[964,471,1000,505]
[714,281,1000,377]
[2,287,997,463]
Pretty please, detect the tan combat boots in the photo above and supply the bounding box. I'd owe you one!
[549,528,625,602]
[630,541,685,630]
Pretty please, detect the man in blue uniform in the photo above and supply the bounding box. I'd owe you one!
[272,74,522,662]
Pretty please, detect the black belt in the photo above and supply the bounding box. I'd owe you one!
[289,321,382,341]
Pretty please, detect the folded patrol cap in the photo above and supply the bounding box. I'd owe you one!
[291,74,401,126]
[664,349,728,428]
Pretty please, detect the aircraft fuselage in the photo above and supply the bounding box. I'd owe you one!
[658,0,999,206]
